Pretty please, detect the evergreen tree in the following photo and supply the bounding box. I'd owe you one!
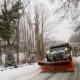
[0,0,22,66]
[5,51,17,67]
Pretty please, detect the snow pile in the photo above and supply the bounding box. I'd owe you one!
[0,63,40,80]
[74,56,80,62]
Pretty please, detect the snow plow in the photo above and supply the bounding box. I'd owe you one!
[38,43,74,71]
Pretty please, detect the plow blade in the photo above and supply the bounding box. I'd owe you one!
[38,60,74,71]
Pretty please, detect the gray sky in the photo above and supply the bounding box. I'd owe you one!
[53,20,73,42]
[0,0,74,42]
[1,0,73,42]
[38,0,74,42]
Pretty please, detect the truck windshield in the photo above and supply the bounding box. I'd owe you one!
[49,47,68,58]
[50,47,68,54]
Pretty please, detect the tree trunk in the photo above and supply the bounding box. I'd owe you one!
[16,19,20,64]
[35,24,42,61]
[0,47,2,64]
[16,28,19,63]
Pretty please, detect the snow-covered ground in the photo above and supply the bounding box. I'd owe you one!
[0,63,40,80]
[75,56,80,62]
[0,56,80,80]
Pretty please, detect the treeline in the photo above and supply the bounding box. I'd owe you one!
[0,0,55,65]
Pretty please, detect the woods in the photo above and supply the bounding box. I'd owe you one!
[0,0,80,66]
[0,0,55,66]
[0,0,80,80]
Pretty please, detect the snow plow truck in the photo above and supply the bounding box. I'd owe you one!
[38,43,74,71]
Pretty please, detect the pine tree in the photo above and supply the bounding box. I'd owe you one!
[5,51,17,67]
[0,0,22,66]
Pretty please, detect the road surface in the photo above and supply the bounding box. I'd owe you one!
[27,57,80,80]
[0,56,80,80]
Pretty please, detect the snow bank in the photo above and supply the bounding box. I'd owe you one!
[0,63,40,80]
[74,56,80,62]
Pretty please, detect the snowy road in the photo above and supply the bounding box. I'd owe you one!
[0,57,80,80]
[27,57,80,80]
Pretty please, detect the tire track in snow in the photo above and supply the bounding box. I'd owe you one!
[46,72,70,80]
[67,63,77,80]
[16,70,41,80]
[74,61,80,80]
[11,68,41,80]
[67,57,80,80]
[45,73,54,80]
[27,71,57,80]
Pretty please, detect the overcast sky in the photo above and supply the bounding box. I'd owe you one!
[0,0,74,42]
[38,0,74,42]
[9,0,74,42]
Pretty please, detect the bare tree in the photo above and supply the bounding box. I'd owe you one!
[19,3,36,63]
[25,10,34,63]
[69,24,80,43]
[69,32,80,43]
[49,0,80,23]
[33,2,56,61]
[14,0,31,63]
[19,0,56,62]
[34,6,42,61]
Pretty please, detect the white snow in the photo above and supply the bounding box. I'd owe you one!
[74,56,80,62]
[0,63,40,80]
[49,72,70,80]
[0,56,80,80]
